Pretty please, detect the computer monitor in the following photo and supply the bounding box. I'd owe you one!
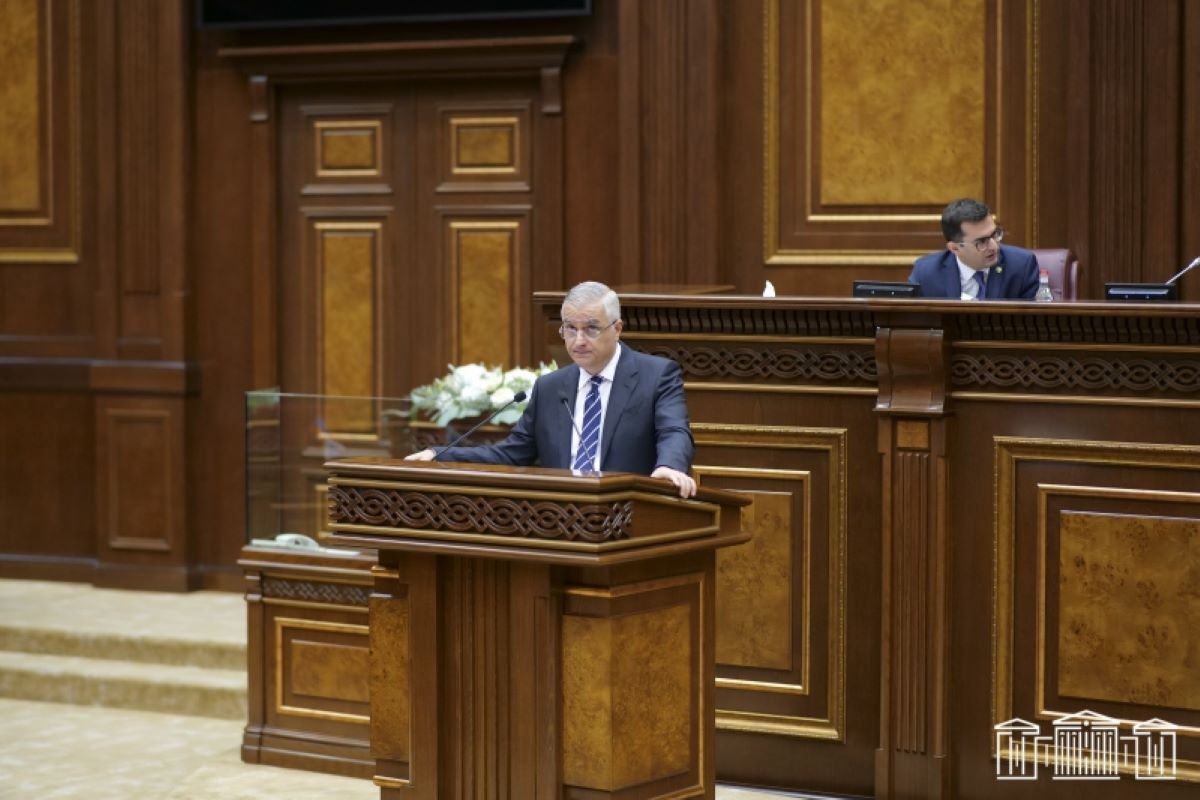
[1104,283,1178,302]
[852,281,920,299]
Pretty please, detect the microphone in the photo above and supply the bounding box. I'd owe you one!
[1165,255,1200,286]
[560,395,598,471]
[436,390,527,455]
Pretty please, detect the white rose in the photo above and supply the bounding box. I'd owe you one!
[490,386,515,407]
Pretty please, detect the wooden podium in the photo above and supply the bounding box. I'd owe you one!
[324,458,750,799]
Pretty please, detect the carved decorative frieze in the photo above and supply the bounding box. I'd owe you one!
[329,486,634,542]
[952,314,1200,345]
[638,344,877,385]
[261,577,370,607]
[951,354,1200,394]
[622,306,876,338]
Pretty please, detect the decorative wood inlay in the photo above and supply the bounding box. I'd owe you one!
[316,221,379,435]
[622,305,876,337]
[951,353,1200,395]
[0,0,41,212]
[329,486,634,542]
[261,577,370,607]
[315,120,382,176]
[819,0,984,206]
[1058,511,1200,711]
[449,220,518,366]
[638,344,876,385]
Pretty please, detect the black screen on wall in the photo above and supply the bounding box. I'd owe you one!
[199,0,591,29]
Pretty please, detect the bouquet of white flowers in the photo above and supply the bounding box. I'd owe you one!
[409,361,557,427]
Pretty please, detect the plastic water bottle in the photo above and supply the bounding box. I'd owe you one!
[1034,269,1054,302]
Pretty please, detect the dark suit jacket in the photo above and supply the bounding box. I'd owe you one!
[908,244,1040,300]
[434,347,694,474]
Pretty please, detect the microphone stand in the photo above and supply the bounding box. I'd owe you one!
[436,390,527,455]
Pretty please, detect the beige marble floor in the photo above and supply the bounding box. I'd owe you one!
[0,579,829,799]
[0,697,822,799]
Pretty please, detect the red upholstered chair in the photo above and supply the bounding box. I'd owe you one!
[1031,248,1080,300]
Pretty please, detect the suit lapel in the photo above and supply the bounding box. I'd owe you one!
[554,367,581,468]
[941,251,961,298]
[987,249,1006,299]
[599,350,639,469]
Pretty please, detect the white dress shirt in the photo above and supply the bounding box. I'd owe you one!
[569,344,622,471]
[957,256,991,300]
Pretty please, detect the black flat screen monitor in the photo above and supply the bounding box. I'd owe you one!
[199,0,591,29]
[853,281,920,299]
[1104,283,1178,302]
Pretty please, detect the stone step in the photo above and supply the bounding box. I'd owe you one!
[0,650,246,720]
[0,622,244,670]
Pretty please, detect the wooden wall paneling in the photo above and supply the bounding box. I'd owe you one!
[86,0,194,591]
[0,392,95,580]
[241,550,375,777]
[0,0,91,358]
[1140,1,1182,287]
[614,299,881,797]
[189,49,259,587]
[1088,0,1143,289]
[758,0,1031,296]
[1185,1,1200,302]
[616,0,720,287]
[94,395,189,590]
[873,323,951,800]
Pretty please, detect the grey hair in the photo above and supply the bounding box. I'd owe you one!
[562,281,620,323]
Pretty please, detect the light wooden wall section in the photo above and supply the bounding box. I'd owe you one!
[764,0,1031,275]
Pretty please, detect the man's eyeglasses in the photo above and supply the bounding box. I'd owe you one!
[559,320,618,340]
[957,227,1005,252]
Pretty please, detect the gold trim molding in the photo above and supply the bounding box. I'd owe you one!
[993,437,1200,780]
[274,616,370,724]
[694,423,846,741]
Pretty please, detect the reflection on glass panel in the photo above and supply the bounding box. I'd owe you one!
[245,391,415,550]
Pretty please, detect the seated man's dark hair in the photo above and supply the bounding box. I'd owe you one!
[940,198,992,242]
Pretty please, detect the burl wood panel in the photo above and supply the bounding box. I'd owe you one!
[450,221,517,367]
[0,0,41,212]
[276,618,371,720]
[370,588,411,763]
[315,121,381,176]
[452,118,518,172]
[319,223,377,434]
[1058,511,1200,711]
[819,0,985,206]
[562,602,692,790]
[716,491,794,670]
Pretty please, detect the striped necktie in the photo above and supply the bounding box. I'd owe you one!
[573,375,603,471]
[973,270,988,300]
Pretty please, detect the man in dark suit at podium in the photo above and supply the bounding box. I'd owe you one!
[909,198,1040,300]
[406,281,697,498]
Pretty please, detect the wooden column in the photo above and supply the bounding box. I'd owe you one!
[874,324,951,799]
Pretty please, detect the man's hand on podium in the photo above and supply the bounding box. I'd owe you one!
[405,449,436,461]
[652,466,697,498]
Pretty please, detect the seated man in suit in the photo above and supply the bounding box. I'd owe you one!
[909,198,1039,300]
[406,281,697,498]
